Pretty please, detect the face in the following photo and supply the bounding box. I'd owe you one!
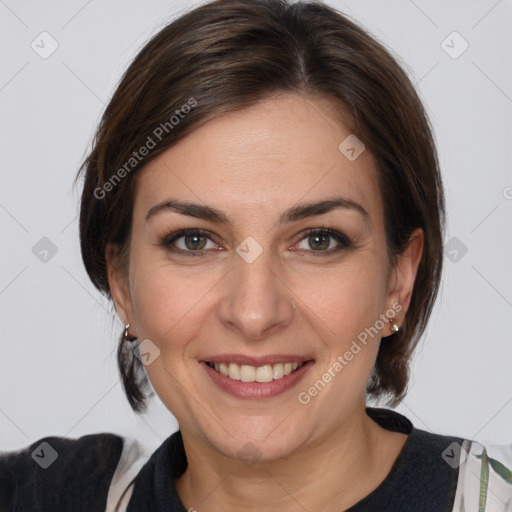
[108,93,421,462]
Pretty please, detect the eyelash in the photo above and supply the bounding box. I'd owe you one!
[158,227,353,257]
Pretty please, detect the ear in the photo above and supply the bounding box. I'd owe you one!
[105,243,136,336]
[385,227,424,327]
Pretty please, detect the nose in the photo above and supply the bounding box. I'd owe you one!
[217,247,296,341]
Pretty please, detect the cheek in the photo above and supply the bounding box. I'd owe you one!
[288,257,389,402]
[289,258,388,338]
[128,254,223,349]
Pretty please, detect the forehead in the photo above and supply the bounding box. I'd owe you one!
[133,93,382,221]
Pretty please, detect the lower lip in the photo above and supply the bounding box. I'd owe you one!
[202,361,314,399]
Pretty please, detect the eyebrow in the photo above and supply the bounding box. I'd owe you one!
[145,197,369,225]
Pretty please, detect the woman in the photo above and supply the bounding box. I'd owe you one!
[1,0,511,510]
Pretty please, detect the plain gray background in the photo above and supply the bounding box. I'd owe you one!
[1,0,511,453]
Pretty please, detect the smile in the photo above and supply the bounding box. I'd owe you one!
[202,357,315,399]
[205,361,305,382]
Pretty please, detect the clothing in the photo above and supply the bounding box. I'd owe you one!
[0,433,123,511]
[1,408,511,511]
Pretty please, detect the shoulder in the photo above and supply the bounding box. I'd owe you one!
[451,439,512,511]
[368,406,464,473]
[125,431,186,511]
[368,408,512,510]
[387,426,464,511]
[365,408,463,510]
[0,432,124,511]
[402,428,512,511]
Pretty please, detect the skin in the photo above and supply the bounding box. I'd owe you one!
[107,93,423,511]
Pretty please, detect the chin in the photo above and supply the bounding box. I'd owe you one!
[201,416,310,465]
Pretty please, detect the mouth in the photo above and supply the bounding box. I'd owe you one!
[205,361,305,382]
[201,356,315,399]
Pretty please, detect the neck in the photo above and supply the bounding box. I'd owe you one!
[175,408,407,512]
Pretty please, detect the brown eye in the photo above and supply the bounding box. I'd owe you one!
[182,234,207,250]
[307,233,330,251]
[295,228,352,254]
[160,229,219,255]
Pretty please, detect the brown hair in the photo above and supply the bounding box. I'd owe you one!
[76,0,445,412]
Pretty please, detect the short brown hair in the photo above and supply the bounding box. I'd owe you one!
[77,0,445,413]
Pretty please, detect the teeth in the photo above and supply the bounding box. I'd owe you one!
[228,363,241,380]
[256,365,273,383]
[273,363,284,379]
[210,361,305,382]
[240,365,256,382]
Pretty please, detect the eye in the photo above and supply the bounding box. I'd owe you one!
[159,229,220,256]
[158,227,352,257]
[294,228,352,255]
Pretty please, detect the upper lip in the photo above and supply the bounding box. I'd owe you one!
[201,354,314,366]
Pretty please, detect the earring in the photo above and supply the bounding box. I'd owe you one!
[124,323,137,342]
[390,322,400,333]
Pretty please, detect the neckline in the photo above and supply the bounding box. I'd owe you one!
[345,407,417,510]
[142,407,422,511]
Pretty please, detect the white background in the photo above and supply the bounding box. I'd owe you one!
[1,0,511,454]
